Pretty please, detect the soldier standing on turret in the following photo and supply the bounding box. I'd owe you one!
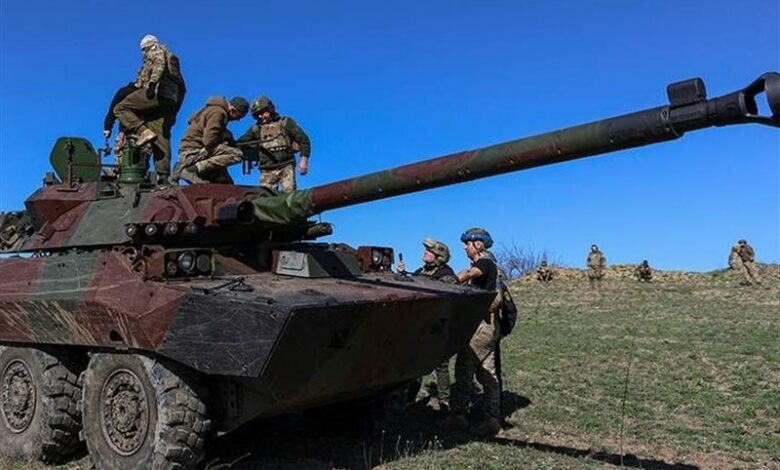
[172,97,250,184]
[586,244,606,289]
[440,228,501,437]
[635,260,653,282]
[398,239,456,410]
[736,239,762,285]
[113,35,185,182]
[237,97,311,193]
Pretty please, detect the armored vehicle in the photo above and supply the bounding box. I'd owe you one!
[0,73,778,469]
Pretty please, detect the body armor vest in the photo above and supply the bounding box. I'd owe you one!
[258,118,292,153]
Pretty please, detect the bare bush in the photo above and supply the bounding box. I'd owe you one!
[493,242,560,280]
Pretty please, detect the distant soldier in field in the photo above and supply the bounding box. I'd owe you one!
[398,238,456,409]
[586,244,606,288]
[113,35,185,181]
[440,228,501,437]
[237,96,311,193]
[736,239,761,285]
[728,243,743,270]
[635,260,653,282]
[172,97,250,184]
[536,260,554,283]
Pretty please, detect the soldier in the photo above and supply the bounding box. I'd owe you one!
[171,97,250,184]
[237,96,311,193]
[736,239,762,285]
[635,260,653,282]
[536,260,554,283]
[440,228,501,437]
[586,244,606,288]
[113,35,185,182]
[398,239,456,409]
[728,243,743,270]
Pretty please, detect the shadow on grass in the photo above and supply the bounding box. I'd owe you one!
[491,437,699,470]
[201,389,694,470]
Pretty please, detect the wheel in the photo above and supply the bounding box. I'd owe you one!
[81,353,210,470]
[0,345,83,463]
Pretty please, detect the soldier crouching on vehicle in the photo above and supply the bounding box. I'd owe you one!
[237,96,311,193]
[439,228,501,437]
[171,97,249,184]
[398,238,457,410]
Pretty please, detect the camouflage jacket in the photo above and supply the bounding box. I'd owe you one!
[737,244,755,262]
[587,251,606,269]
[635,265,652,279]
[135,43,184,102]
[237,115,311,169]
[180,97,234,154]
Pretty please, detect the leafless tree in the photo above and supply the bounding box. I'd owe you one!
[493,242,560,280]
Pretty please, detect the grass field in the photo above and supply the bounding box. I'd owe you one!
[3,266,778,469]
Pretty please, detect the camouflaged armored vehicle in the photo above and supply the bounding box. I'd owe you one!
[0,73,778,470]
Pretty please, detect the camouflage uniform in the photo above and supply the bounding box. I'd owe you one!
[728,244,743,270]
[113,37,185,177]
[175,97,246,184]
[442,228,501,436]
[536,262,553,282]
[736,240,761,285]
[403,239,456,406]
[635,261,653,282]
[587,246,606,288]
[237,97,311,193]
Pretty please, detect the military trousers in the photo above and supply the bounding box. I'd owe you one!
[450,318,500,419]
[260,164,296,193]
[741,261,762,285]
[114,88,177,134]
[178,145,244,184]
[588,268,604,288]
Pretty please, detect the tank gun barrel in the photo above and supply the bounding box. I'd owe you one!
[250,73,779,224]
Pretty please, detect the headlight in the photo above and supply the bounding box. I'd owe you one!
[196,253,211,273]
[178,252,195,273]
[371,249,383,265]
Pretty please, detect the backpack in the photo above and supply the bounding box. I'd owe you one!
[497,283,518,336]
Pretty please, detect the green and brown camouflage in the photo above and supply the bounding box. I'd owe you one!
[0,72,778,468]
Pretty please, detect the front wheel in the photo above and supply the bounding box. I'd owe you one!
[0,345,83,463]
[81,353,210,470]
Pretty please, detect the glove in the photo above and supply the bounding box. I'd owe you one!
[145,82,157,100]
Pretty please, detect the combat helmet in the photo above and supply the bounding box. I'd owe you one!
[460,227,493,248]
[251,96,275,117]
[422,238,450,265]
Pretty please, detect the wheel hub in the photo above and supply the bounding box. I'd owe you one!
[101,369,149,456]
[1,359,37,433]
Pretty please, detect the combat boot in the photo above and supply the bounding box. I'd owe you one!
[437,413,468,432]
[469,416,500,437]
[179,166,207,184]
[135,127,157,147]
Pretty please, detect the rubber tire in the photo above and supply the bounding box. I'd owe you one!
[0,346,83,463]
[82,353,210,470]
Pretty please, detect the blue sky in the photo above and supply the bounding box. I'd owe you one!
[1,0,778,271]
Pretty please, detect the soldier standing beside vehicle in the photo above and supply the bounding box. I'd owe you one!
[635,260,653,282]
[536,260,554,283]
[440,228,501,437]
[398,239,457,409]
[736,239,762,285]
[587,244,606,288]
[237,96,311,193]
[113,35,185,181]
[171,97,250,184]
